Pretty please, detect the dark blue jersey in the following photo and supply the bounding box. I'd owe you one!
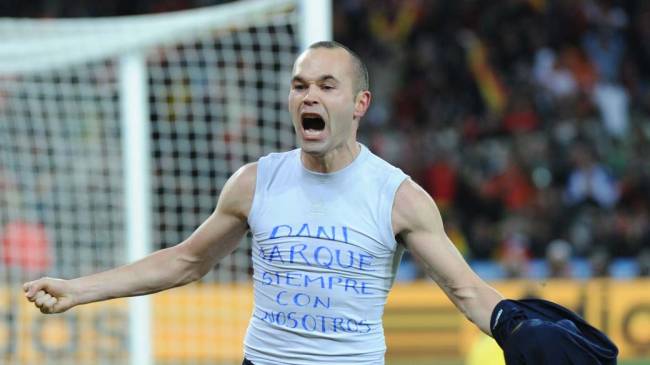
[491,298,618,365]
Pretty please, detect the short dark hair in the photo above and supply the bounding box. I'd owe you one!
[307,41,369,93]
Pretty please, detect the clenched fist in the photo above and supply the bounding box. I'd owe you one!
[23,277,77,314]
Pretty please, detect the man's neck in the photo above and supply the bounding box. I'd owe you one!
[301,142,360,173]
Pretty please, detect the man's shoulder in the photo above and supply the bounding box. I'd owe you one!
[224,163,258,193]
[254,149,300,182]
[392,178,440,235]
[393,179,429,214]
[232,162,258,185]
[218,162,258,219]
[362,145,405,176]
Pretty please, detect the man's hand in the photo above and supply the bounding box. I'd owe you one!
[23,278,77,314]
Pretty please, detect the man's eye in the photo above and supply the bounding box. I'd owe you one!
[293,84,305,90]
[322,85,334,90]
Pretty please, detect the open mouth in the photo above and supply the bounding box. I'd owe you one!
[301,114,325,132]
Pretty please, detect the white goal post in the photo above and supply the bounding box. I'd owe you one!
[0,1,331,364]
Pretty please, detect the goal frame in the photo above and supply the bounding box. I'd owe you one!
[118,1,332,365]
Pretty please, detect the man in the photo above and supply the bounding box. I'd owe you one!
[24,41,616,365]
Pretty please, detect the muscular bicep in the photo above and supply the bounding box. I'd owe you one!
[174,163,256,278]
[393,179,480,291]
[393,179,503,334]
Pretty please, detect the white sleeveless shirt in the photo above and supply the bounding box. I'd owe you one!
[244,144,408,365]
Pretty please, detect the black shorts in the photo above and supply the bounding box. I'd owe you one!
[242,358,254,365]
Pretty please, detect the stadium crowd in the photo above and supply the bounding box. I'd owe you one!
[334,0,650,279]
[1,0,649,279]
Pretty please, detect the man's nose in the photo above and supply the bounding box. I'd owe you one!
[302,85,319,105]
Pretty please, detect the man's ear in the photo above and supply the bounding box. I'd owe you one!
[353,90,372,120]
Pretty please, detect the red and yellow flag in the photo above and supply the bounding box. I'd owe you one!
[465,36,508,114]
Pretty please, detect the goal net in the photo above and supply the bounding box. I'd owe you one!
[0,0,330,364]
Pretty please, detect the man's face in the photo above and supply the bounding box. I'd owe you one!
[288,47,368,156]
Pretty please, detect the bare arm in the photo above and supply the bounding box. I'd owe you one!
[392,178,503,335]
[24,163,257,313]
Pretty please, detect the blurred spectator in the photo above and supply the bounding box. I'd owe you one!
[564,142,619,209]
[638,248,650,276]
[589,248,611,277]
[498,233,531,279]
[502,91,540,134]
[480,149,537,212]
[467,217,499,260]
[546,239,573,278]
[497,216,532,278]
[443,210,469,257]
[533,47,579,100]
[422,149,459,210]
[591,83,629,138]
[582,0,628,83]
[582,0,630,138]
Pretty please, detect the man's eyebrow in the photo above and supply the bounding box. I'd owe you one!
[291,75,339,83]
[317,75,339,83]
